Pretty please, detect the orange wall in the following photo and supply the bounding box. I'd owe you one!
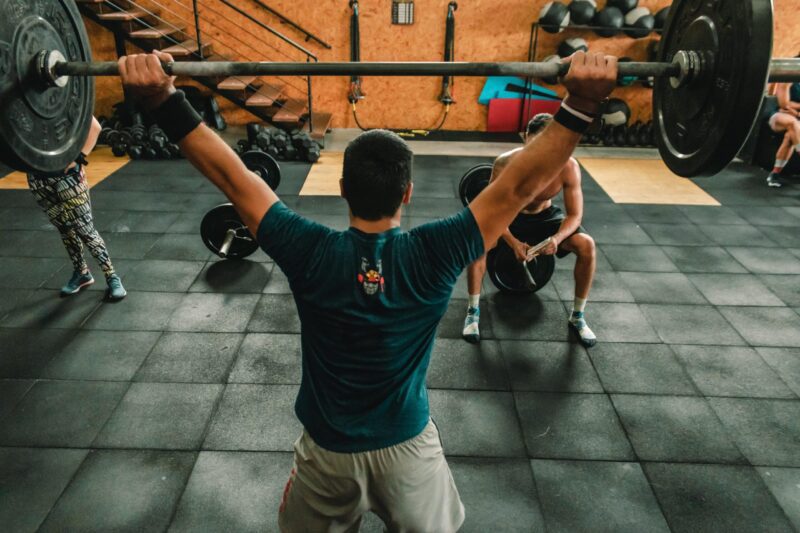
[88,0,799,129]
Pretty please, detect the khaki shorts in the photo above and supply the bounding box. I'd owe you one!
[279,420,465,533]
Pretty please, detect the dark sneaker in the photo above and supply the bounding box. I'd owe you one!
[766,174,783,188]
[106,274,127,301]
[569,312,597,348]
[61,270,94,296]
[462,306,481,344]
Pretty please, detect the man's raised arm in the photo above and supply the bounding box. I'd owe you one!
[469,52,617,250]
[118,51,277,236]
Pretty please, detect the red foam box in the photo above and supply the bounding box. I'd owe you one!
[487,98,562,132]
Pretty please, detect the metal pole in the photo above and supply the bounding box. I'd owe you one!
[766,59,800,82]
[192,0,203,60]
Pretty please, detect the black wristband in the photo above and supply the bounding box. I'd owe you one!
[554,105,593,134]
[150,91,203,144]
[75,152,89,166]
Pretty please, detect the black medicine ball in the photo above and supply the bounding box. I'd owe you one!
[607,0,638,14]
[558,37,589,58]
[601,98,631,127]
[624,7,654,38]
[654,6,670,34]
[539,1,571,33]
[568,0,596,25]
[593,7,624,38]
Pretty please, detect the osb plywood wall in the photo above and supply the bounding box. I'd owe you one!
[88,0,800,130]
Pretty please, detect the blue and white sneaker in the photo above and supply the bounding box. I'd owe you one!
[462,306,481,344]
[61,270,94,296]
[569,312,597,348]
[106,274,127,301]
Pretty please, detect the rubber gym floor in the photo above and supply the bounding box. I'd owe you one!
[0,138,799,532]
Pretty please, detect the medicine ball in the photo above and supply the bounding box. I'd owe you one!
[539,1,570,33]
[568,0,596,26]
[602,98,631,127]
[607,0,637,14]
[558,37,589,58]
[593,7,624,38]
[541,55,562,85]
[654,6,670,35]
[624,7,655,38]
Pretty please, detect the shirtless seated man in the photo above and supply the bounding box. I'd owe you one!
[462,113,598,347]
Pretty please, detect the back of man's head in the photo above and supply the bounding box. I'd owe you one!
[526,113,553,139]
[342,130,413,221]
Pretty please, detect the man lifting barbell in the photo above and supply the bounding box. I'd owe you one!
[463,113,597,348]
[118,49,617,531]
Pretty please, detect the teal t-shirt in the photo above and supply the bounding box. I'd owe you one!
[258,202,484,453]
[791,83,800,104]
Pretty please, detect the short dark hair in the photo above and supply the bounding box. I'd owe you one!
[526,113,553,136]
[342,129,413,220]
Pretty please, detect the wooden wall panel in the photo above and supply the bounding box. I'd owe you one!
[87,0,798,130]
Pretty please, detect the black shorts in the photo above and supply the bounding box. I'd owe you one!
[508,205,585,259]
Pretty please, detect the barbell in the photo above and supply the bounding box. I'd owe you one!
[0,0,793,177]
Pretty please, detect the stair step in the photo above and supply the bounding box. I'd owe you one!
[218,76,260,91]
[246,84,285,107]
[302,112,333,142]
[128,23,186,40]
[161,40,213,58]
[273,98,309,123]
[96,8,155,22]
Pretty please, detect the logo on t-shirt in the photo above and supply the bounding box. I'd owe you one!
[358,257,385,295]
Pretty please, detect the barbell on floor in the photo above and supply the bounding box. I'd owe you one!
[0,0,792,178]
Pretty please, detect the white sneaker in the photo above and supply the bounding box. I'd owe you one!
[569,313,597,348]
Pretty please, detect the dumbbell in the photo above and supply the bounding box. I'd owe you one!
[284,145,298,161]
[246,123,263,144]
[307,146,321,163]
[127,144,143,160]
[256,131,272,151]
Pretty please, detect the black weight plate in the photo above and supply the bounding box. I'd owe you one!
[0,0,94,174]
[241,150,281,191]
[654,0,773,178]
[458,164,493,207]
[200,203,258,259]
[487,241,555,294]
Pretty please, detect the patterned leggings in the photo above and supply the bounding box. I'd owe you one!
[27,166,115,278]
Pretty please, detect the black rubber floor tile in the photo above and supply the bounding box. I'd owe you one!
[136,332,241,384]
[294,195,349,216]
[0,288,34,320]
[619,272,707,304]
[107,211,181,234]
[639,304,746,345]
[44,330,161,381]
[726,247,800,274]
[38,449,196,533]
[169,293,260,333]
[190,260,272,293]
[169,451,293,533]
[0,257,64,288]
[427,339,508,391]
[99,232,159,259]
[757,347,800,397]
[755,225,800,248]
[0,380,127,447]
[228,333,301,385]
[84,292,184,331]
[121,259,206,292]
[167,211,203,234]
[91,208,124,232]
[574,302,659,343]
[515,392,634,460]
[756,467,800,530]
[438,297,493,339]
[623,204,691,224]
[203,384,301,451]
[428,390,526,457]
[611,395,745,464]
[740,206,800,226]
[553,271,635,303]
[678,205,749,225]
[660,245,747,274]
[588,223,655,245]
[449,458,546,532]
[0,447,89,533]
[699,223,778,247]
[719,306,800,347]
[94,382,222,450]
[708,398,800,467]
[0,206,51,230]
[93,190,198,213]
[262,266,292,294]
[0,289,102,329]
[145,233,214,261]
[688,273,784,306]
[531,459,669,533]
[406,197,464,217]
[40,259,136,293]
[641,223,712,246]
[589,343,697,395]
[583,203,635,223]
[601,245,678,272]
[246,294,301,333]
[0,328,77,378]
[500,340,602,393]
[759,275,800,307]
[643,462,796,533]
[487,295,567,341]
[0,379,34,421]
[0,230,64,258]
[673,345,796,399]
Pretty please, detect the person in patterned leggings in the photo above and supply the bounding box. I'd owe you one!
[27,116,126,300]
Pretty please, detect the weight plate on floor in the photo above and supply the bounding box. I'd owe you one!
[487,241,555,294]
[458,164,493,207]
[0,0,94,174]
[200,203,258,259]
[241,150,281,191]
[654,0,773,177]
